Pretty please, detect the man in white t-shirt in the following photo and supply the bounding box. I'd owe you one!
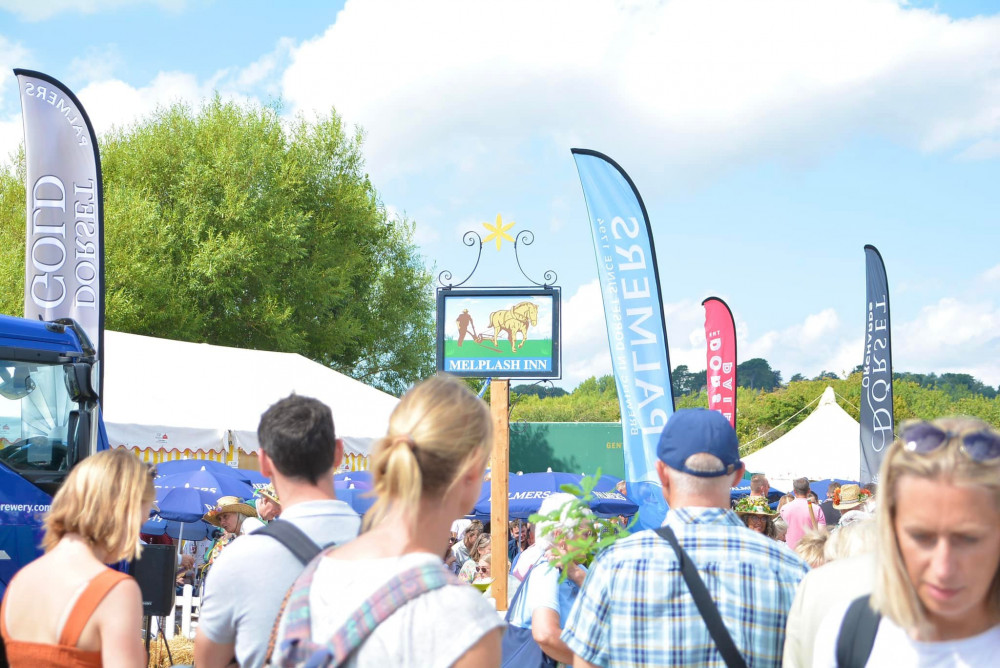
[195,395,361,668]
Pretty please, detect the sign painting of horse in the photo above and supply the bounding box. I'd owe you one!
[436,287,561,379]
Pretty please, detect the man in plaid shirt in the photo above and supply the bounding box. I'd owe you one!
[562,409,809,667]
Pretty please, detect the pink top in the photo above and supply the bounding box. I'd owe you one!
[779,497,826,550]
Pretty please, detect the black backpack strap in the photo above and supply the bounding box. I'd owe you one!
[655,526,748,668]
[836,595,881,668]
[255,519,324,565]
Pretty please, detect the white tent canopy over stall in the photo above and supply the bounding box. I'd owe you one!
[102,331,398,461]
[741,386,860,491]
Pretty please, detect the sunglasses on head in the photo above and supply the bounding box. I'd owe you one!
[901,422,1000,462]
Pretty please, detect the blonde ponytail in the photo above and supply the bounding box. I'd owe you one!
[364,374,491,532]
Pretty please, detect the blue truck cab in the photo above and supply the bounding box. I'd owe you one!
[0,314,104,601]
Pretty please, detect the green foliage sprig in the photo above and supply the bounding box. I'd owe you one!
[527,469,635,582]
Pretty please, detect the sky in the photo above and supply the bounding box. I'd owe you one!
[0,0,997,391]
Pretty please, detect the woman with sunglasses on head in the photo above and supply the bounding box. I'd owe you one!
[0,449,154,668]
[812,417,1000,667]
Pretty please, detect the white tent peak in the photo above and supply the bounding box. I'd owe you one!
[818,386,837,406]
[742,386,860,490]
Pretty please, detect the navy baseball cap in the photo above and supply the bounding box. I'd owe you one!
[657,408,741,478]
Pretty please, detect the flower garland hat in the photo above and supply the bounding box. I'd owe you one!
[734,496,776,517]
[832,484,872,510]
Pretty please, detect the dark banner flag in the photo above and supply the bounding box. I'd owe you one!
[571,148,674,529]
[860,244,893,484]
[702,297,737,430]
[15,69,104,395]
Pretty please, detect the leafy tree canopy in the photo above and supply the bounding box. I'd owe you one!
[0,98,433,394]
[737,358,782,391]
[512,383,568,399]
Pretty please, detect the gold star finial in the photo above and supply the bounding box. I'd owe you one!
[482,214,515,251]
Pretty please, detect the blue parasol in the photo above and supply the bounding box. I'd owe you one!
[334,481,376,516]
[154,468,254,522]
[141,515,215,541]
[237,469,270,492]
[472,472,638,520]
[334,471,373,487]
[156,459,251,483]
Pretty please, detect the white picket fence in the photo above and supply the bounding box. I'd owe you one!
[150,584,200,640]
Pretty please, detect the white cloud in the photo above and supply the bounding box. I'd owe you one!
[282,0,1000,184]
[0,0,185,22]
[982,265,1000,282]
[893,298,1000,386]
[559,280,613,387]
[68,45,124,82]
[230,37,295,97]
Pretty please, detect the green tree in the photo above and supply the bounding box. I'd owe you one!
[737,358,782,391]
[671,364,707,396]
[0,99,433,395]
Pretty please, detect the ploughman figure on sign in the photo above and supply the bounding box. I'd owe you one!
[461,301,539,353]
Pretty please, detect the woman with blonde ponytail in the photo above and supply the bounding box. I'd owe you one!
[271,374,504,667]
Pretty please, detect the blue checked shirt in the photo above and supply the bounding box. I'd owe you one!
[561,507,810,667]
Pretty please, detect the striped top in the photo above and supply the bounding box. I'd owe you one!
[562,506,809,667]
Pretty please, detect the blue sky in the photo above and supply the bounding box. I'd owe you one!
[1,0,998,390]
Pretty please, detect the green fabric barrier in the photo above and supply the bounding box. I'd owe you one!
[509,422,626,479]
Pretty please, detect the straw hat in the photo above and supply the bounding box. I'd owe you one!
[734,496,776,517]
[255,483,280,505]
[203,495,258,526]
[833,484,871,510]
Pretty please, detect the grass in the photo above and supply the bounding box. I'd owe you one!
[445,338,553,360]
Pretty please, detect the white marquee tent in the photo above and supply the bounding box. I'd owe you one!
[101,331,398,462]
[741,386,860,490]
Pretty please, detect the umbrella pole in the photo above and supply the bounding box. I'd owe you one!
[490,379,509,611]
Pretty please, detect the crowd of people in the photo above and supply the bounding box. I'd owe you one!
[1,374,999,667]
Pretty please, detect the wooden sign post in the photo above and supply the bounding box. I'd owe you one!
[490,379,510,610]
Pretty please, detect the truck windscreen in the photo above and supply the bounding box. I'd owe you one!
[0,361,73,478]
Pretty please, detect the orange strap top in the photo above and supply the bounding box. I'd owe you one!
[1,568,130,668]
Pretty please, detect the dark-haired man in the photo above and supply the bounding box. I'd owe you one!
[196,394,361,668]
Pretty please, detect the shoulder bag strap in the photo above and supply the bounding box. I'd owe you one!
[319,562,459,666]
[256,519,325,566]
[264,543,335,666]
[835,594,881,668]
[504,562,538,623]
[655,526,748,668]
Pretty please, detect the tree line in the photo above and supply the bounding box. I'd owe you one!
[509,368,1000,456]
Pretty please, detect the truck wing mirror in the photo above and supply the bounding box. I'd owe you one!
[64,363,98,403]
